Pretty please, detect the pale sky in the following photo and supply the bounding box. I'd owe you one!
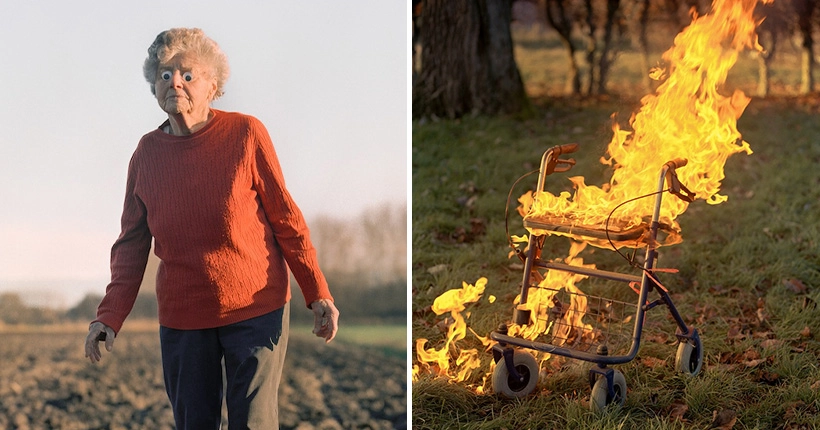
[0,1,408,307]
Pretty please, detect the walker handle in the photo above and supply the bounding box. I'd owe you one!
[665,158,688,169]
[546,143,579,174]
[664,158,695,202]
[555,143,579,156]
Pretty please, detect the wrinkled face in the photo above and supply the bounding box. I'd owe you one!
[155,52,218,116]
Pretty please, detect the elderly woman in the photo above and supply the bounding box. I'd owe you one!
[83,27,339,429]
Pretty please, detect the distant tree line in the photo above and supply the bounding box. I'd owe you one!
[413,0,820,119]
[0,203,407,326]
[0,292,157,326]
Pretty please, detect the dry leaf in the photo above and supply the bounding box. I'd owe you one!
[783,278,808,294]
[742,348,761,361]
[810,380,820,390]
[427,264,448,275]
[743,358,767,368]
[710,409,737,429]
[669,401,689,421]
[756,308,768,324]
[799,326,811,338]
[646,332,670,344]
[726,325,746,342]
[641,356,666,368]
[759,339,782,349]
[719,351,739,365]
[755,370,782,385]
[783,400,807,421]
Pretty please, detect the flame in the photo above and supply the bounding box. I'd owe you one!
[509,242,593,340]
[522,0,758,241]
[414,0,762,392]
[413,278,492,385]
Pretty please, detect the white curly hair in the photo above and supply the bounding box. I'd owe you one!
[143,28,230,99]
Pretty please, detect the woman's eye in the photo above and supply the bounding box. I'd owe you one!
[183,72,193,82]
[160,71,172,81]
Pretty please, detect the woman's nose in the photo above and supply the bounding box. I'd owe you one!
[171,71,184,87]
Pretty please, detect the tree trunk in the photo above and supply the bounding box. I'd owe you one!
[596,0,621,95]
[412,0,528,119]
[795,0,816,94]
[634,0,651,91]
[583,0,598,95]
[545,0,582,95]
[756,30,777,98]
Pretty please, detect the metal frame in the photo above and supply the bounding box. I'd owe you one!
[491,144,700,398]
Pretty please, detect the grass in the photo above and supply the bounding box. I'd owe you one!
[293,323,406,359]
[412,26,820,429]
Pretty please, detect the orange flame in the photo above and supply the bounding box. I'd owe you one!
[523,0,758,240]
[413,278,492,386]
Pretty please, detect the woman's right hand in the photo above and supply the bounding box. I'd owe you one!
[84,322,115,363]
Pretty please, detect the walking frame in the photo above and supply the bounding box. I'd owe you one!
[489,143,704,411]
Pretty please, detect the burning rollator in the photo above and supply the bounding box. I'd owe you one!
[490,143,703,411]
[489,0,761,410]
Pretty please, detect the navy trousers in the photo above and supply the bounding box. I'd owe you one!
[159,303,290,430]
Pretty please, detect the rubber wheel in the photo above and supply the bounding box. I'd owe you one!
[675,336,704,376]
[492,351,539,398]
[589,370,627,412]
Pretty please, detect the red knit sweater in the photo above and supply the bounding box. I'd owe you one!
[94,109,332,333]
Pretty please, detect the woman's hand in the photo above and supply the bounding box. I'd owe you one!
[84,322,115,363]
[310,299,339,343]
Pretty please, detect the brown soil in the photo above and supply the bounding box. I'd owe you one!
[0,331,406,429]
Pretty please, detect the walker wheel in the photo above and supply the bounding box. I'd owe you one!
[675,335,704,376]
[589,370,626,412]
[492,350,539,398]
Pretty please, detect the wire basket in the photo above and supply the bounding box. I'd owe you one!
[534,286,638,357]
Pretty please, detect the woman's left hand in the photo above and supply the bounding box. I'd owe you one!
[310,299,339,343]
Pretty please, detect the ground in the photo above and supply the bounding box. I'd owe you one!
[0,328,406,429]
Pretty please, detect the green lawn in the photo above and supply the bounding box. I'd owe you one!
[412,25,820,429]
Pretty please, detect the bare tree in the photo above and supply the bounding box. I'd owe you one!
[545,0,623,96]
[311,215,357,280]
[358,203,407,285]
[545,0,582,94]
[755,1,788,97]
[623,0,651,91]
[793,0,818,94]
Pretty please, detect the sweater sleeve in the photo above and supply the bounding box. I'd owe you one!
[93,152,152,334]
[249,119,333,307]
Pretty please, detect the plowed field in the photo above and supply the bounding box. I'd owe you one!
[0,328,406,429]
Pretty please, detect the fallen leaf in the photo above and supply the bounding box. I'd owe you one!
[436,316,454,333]
[641,356,667,368]
[755,370,782,385]
[756,308,768,324]
[783,278,808,294]
[759,339,783,349]
[799,326,812,338]
[743,358,767,368]
[427,264,448,275]
[710,409,737,429]
[753,331,775,339]
[669,400,689,421]
[783,400,807,422]
[719,351,740,365]
[742,348,761,361]
[646,332,670,344]
[810,380,820,390]
[726,325,746,342]
[470,218,486,236]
